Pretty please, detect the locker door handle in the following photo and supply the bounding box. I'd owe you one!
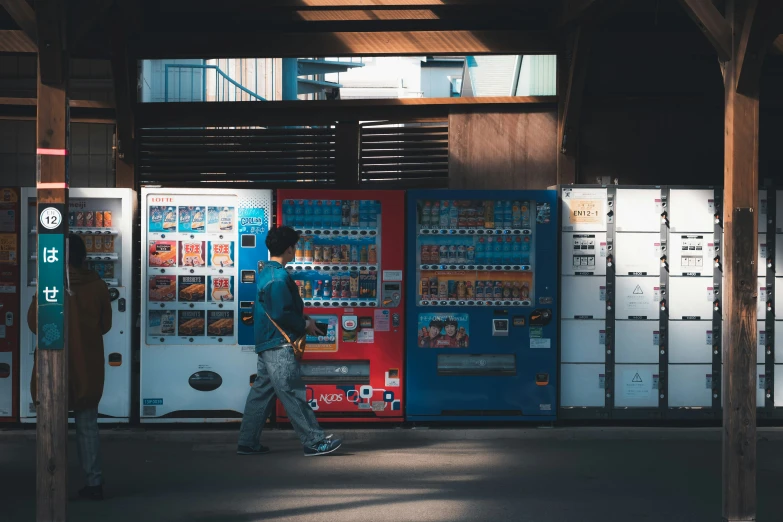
[118,298,126,312]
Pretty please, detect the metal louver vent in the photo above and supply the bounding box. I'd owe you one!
[360,122,448,189]
[138,127,337,186]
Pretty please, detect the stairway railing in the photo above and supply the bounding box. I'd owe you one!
[164,64,266,102]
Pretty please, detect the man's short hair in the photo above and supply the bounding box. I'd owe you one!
[69,233,87,268]
[266,226,301,257]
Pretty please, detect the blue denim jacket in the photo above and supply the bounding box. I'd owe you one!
[254,261,306,352]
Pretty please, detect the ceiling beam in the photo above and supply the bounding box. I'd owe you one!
[155,0,545,11]
[559,26,591,157]
[0,29,36,52]
[0,0,37,43]
[736,0,783,95]
[132,29,556,58]
[136,96,557,128]
[35,0,66,86]
[677,0,732,61]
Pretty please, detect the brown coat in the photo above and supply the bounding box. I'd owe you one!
[28,266,112,410]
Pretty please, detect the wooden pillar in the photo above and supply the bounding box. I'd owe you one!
[557,27,590,186]
[722,1,758,520]
[335,121,361,189]
[35,1,69,520]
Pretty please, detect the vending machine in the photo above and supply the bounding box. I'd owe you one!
[0,188,20,422]
[405,190,558,422]
[275,190,405,422]
[140,188,272,422]
[19,188,136,423]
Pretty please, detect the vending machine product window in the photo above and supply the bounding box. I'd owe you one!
[413,199,535,308]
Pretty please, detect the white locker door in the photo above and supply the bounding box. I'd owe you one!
[561,232,607,276]
[757,321,774,362]
[614,188,663,232]
[99,287,130,419]
[615,321,659,364]
[616,276,660,320]
[615,233,661,276]
[776,364,783,407]
[560,364,606,407]
[0,352,12,418]
[757,234,783,274]
[669,364,713,407]
[561,320,605,363]
[668,233,716,277]
[561,276,606,319]
[614,364,659,408]
[669,321,713,364]
[669,188,716,233]
[668,277,715,320]
[757,366,767,407]
[773,321,783,361]
[561,187,607,232]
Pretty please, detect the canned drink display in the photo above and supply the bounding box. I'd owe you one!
[103,210,112,228]
[85,211,95,228]
[331,276,341,298]
[104,235,114,253]
[104,263,114,279]
[83,236,94,253]
[420,278,430,299]
[95,211,104,228]
[94,236,103,253]
[331,245,341,263]
[367,245,377,264]
[68,212,75,227]
[494,281,504,299]
[340,277,350,298]
[313,245,323,263]
[448,280,457,299]
[439,245,448,264]
[75,211,85,227]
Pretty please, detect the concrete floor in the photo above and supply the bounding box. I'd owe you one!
[2,427,783,522]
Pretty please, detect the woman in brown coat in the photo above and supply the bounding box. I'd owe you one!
[28,233,112,500]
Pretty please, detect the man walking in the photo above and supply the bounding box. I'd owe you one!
[237,226,342,457]
[28,234,112,500]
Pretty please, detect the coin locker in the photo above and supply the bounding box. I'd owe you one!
[561,276,607,320]
[615,276,660,321]
[560,364,606,408]
[669,321,714,364]
[561,232,607,276]
[561,320,605,363]
[614,321,659,364]
[614,233,661,276]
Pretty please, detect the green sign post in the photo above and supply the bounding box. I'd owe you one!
[37,204,66,350]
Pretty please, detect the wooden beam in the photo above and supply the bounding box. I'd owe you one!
[773,33,783,53]
[35,1,68,520]
[35,0,66,85]
[110,7,135,189]
[136,96,558,128]
[156,0,545,9]
[131,30,556,58]
[0,29,37,52]
[677,0,733,61]
[723,1,759,520]
[735,0,783,95]
[558,27,590,160]
[0,0,37,43]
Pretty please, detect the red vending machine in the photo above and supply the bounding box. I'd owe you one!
[0,187,19,422]
[276,190,405,422]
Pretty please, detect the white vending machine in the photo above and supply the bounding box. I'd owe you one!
[140,188,272,422]
[19,188,136,422]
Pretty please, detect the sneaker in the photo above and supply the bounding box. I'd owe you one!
[237,444,271,455]
[77,485,103,501]
[304,437,342,457]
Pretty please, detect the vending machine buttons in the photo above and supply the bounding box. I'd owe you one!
[535,373,549,386]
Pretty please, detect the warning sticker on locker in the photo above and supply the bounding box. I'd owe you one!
[599,330,606,345]
[653,331,660,346]
[707,287,714,301]
[760,331,766,346]
[707,331,713,345]
[622,370,652,399]
[760,287,768,303]
[708,199,715,213]
[599,242,607,257]
[653,287,661,302]
[599,374,605,389]
[653,242,661,256]
[599,286,606,301]
[654,199,663,214]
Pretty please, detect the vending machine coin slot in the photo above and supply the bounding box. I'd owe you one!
[535,373,549,386]
[241,270,255,284]
[108,353,122,367]
[118,298,126,312]
[381,282,401,307]
[241,235,256,248]
[492,319,509,336]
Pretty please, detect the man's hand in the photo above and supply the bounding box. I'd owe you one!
[306,317,324,336]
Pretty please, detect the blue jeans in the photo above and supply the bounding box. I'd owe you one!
[74,408,102,487]
[238,345,325,449]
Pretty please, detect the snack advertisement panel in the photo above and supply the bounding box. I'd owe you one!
[149,240,177,268]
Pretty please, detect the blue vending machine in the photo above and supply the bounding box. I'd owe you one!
[405,190,558,421]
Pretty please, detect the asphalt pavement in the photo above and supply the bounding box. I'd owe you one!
[2,426,783,521]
